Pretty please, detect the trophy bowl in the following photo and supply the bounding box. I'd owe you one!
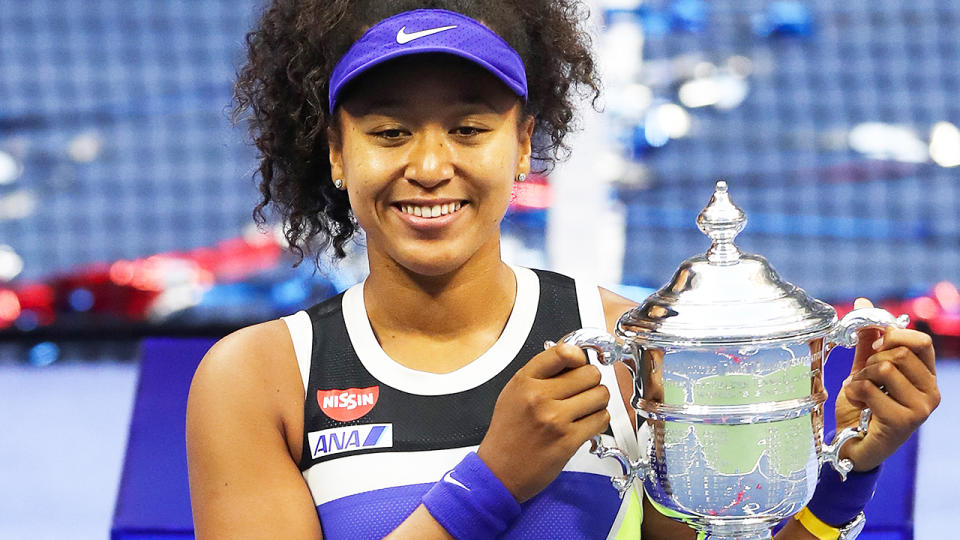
[561,181,907,540]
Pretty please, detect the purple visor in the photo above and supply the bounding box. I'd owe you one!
[328,9,528,112]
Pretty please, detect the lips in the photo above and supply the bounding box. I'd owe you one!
[392,199,468,230]
[397,200,464,218]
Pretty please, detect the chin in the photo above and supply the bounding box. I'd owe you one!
[390,239,491,278]
[396,253,468,278]
[372,232,502,279]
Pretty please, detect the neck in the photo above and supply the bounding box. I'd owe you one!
[362,245,517,341]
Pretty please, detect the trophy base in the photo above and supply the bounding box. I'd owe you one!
[699,533,772,540]
[690,519,776,540]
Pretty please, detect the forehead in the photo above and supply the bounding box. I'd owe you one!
[339,54,520,116]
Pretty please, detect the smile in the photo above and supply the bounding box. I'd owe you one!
[397,201,464,218]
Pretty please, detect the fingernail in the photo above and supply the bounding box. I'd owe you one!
[872,337,884,350]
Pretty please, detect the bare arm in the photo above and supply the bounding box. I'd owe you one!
[187,322,323,540]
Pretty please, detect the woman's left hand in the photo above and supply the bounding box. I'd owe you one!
[834,298,941,471]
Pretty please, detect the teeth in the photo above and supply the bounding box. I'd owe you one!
[399,202,465,218]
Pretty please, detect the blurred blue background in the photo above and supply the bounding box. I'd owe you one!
[0,0,957,538]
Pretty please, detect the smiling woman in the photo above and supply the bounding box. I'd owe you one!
[188,2,660,539]
[332,55,532,277]
[232,0,598,264]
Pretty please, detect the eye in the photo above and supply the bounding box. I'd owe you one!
[372,128,409,140]
[452,126,487,137]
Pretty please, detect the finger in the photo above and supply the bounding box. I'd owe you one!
[853,358,931,410]
[570,407,611,442]
[850,297,881,374]
[560,384,611,421]
[844,378,912,425]
[525,343,587,379]
[549,364,603,400]
[872,327,936,376]
[863,346,938,393]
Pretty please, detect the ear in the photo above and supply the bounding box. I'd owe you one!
[517,114,535,174]
[327,124,344,185]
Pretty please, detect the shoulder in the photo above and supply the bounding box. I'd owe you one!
[597,286,642,429]
[188,319,304,446]
[530,268,638,332]
[599,287,638,334]
[192,319,298,395]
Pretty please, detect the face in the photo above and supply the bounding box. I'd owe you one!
[329,55,534,277]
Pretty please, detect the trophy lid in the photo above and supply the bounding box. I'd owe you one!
[618,180,838,346]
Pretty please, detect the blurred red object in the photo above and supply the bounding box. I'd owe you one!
[509,173,552,211]
[2,231,282,329]
[834,281,960,357]
[835,281,960,337]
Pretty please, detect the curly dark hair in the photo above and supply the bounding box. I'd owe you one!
[234,0,601,265]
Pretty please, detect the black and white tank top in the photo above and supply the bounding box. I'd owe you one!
[281,266,642,539]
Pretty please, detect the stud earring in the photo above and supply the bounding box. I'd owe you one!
[334,178,344,190]
[516,173,527,182]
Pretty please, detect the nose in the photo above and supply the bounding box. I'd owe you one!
[404,128,454,188]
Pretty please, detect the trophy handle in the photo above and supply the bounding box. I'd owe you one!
[819,408,871,480]
[821,307,909,478]
[589,434,643,494]
[826,307,909,349]
[550,328,647,495]
[553,327,637,367]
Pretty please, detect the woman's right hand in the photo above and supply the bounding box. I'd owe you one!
[476,342,611,502]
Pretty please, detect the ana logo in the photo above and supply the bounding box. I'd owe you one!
[318,386,380,421]
[307,423,393,459]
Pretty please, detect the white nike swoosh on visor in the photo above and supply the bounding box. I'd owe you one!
[396,25,457,44]
[442,470,469,491]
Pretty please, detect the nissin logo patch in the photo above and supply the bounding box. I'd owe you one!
[307,424,393,459]
[318,386,379,421]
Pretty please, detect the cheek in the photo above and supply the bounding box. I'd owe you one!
[480,181,515,226]
[340,150,398,216]
[341,175,384,231]
[473,151,518,219]
[346,179,381,220]
[347,145,399,176]
[339,125,387,176]
[467,137,520,182]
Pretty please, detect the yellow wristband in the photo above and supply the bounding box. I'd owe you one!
[795,506,841,540]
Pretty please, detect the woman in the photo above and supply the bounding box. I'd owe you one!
[186,2,940,539]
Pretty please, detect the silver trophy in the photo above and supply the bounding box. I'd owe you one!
[561,181,907,540]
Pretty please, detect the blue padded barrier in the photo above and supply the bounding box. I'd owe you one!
[111,338,215,540]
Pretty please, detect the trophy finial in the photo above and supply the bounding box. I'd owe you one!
[697,180,746,265]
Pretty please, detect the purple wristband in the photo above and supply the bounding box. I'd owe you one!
[806,431,882,526]
[422,452,521,540]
